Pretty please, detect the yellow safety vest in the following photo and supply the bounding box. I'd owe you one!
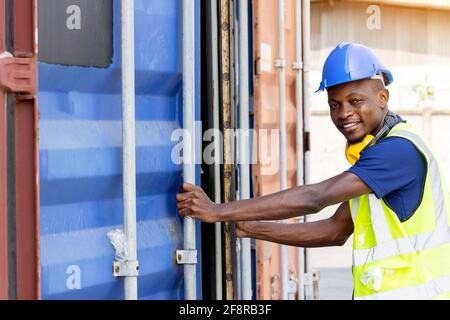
[349,122,450,300]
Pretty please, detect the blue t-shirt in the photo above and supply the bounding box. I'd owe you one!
[347,136,427,222]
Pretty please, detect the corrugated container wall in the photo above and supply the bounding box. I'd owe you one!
[252,0,301,300]
[37,0,201,299]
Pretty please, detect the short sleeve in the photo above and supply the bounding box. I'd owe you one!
[346,137,426,199]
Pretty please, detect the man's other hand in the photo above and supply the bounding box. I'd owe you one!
[236,222,250,238]
[176,183,222,223]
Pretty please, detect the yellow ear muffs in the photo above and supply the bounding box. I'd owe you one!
[345,134,375,165]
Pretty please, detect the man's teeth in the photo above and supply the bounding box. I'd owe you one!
[343,122,359,128]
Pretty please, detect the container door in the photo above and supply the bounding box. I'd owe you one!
[0,0,39,299]
[252,0,300,300]
[38,0,201,299]
[0,0,8,299]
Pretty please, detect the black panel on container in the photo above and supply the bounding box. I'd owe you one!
[38,0,113,67]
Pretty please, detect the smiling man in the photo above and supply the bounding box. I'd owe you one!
[176,43,450,300]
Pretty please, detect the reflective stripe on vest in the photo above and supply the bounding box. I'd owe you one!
[357,274,450,300]
[353,195,450,267]
[351,123,450,300]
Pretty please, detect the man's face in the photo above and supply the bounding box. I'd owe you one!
[327,79,389,143]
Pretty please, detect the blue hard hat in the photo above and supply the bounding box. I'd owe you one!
[316,42,393,92]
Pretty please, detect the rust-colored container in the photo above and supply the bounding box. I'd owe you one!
[0,0,39,299]
[0,0,8,300]
[252,0,301,300]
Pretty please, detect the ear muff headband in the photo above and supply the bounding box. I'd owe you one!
[345,111,400,165]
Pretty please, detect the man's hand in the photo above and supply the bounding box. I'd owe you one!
[176,183,222,223]
[234,202,353,247]
[236,222,250,238]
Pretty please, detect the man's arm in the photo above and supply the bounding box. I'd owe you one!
[235,202,354,247]
[176,172,369,223]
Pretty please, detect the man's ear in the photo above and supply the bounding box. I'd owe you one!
[379,88,390,108]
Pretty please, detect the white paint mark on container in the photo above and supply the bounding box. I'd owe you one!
[260,43,272,73]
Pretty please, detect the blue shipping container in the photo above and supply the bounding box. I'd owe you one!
[38,0,201,299]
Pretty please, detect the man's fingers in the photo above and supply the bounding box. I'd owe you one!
[176,191,195,202]
[176,184,212,223]
[179,207,195,218]
[178,207,188,217]
[181,182,197,192]
[176,198,193,210]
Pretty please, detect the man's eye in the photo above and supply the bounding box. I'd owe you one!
[351,99,362,104]
[329,104,338,110]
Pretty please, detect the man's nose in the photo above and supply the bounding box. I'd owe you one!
[337,102,354,120]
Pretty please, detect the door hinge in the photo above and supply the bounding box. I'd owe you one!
[175,250,197,265]
[0,52,36,94]
[112,260,139,277]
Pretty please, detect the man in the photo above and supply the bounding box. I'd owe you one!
[176,43,450,300]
